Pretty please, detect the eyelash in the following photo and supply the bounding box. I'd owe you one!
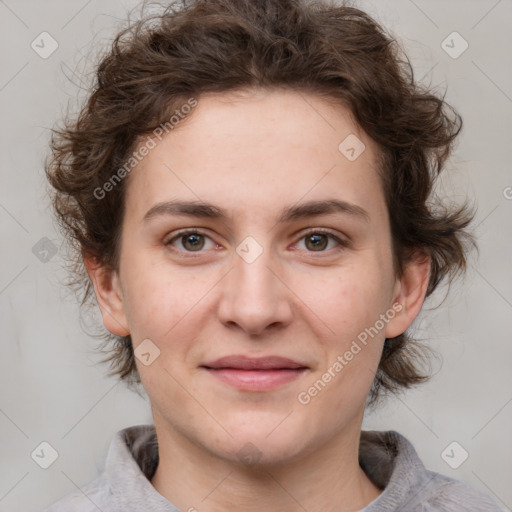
[163,228,348,257]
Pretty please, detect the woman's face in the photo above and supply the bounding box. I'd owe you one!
[95,88,423,465]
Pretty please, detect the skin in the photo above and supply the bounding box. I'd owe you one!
[86,87,430,512]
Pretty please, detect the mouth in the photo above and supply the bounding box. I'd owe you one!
[200,355,309,391]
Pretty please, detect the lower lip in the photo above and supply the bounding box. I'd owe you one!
[203,368,307,391]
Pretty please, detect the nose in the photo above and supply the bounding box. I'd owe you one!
[217,243,293,336]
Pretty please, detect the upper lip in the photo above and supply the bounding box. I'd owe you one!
[201,355,308,370]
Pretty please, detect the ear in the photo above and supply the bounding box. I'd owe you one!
[385,250,430,339]
[84,255,130,337]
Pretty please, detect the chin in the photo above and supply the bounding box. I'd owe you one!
[220,438,305,469]
[207,422,311,468]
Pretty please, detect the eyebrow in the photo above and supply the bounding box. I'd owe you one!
[142,198,370,224]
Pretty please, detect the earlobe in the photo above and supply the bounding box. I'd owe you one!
[384,251,431,339]
[84,256,130,337]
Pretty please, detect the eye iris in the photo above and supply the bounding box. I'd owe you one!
[176,233,332,252]
[183,233,204,251]
[306,233,328,251]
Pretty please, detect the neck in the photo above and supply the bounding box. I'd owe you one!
[150,416,382,512]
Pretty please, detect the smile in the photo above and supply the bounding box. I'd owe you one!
[200,355,309,391]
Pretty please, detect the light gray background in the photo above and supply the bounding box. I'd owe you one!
[0,1,511,511]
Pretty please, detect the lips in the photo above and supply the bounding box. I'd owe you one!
[201,355,308,371]
[201,355,309,391]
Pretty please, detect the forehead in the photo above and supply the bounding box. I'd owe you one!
[124,88,385,223]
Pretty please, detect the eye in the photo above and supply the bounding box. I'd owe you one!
[164,229,217,253]
[295,229,348,253]
[164,228,348,257]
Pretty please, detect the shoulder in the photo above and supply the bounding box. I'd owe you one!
[415,470,507,512]
[360,430,507,512]
[43,424,157,512]
[44,476,113,512]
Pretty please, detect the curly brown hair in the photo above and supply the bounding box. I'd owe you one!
[45,0,476,405]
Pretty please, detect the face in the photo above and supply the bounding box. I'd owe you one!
[90,88,428,466]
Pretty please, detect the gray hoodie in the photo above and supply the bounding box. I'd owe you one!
[44,424,507,511]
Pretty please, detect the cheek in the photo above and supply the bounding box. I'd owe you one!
[306,265,390,340]
[120,252,209,341]
[296,276,387,426]
[298,264,390,395]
